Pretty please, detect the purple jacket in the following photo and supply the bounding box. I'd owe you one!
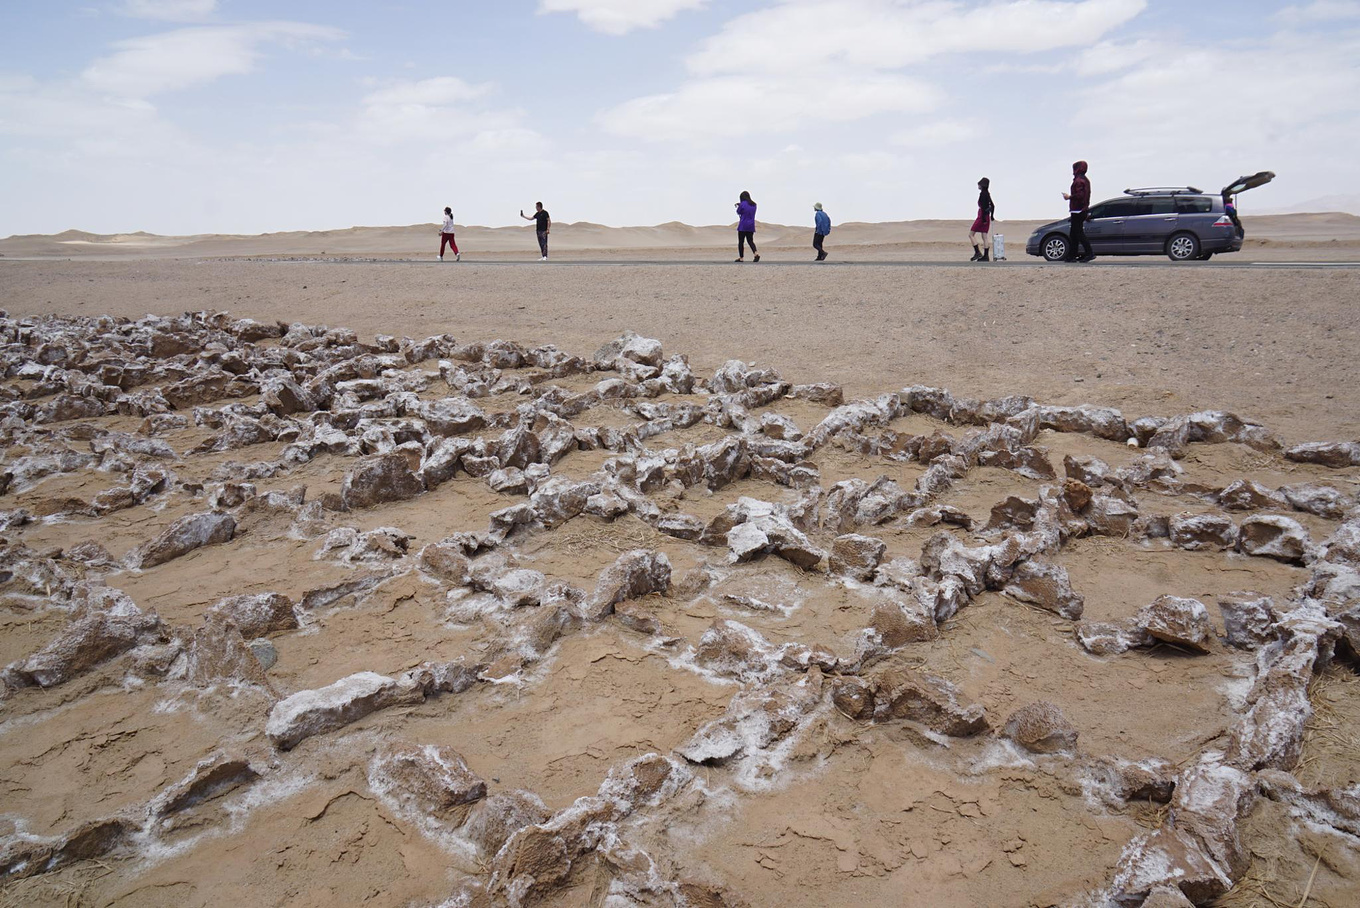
[736,200,757,232]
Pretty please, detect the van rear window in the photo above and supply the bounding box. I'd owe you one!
[1175,197,1213,213]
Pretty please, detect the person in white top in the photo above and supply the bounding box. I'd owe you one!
[438,207,460,261]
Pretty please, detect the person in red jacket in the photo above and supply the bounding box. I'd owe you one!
[1061,160,1094,262]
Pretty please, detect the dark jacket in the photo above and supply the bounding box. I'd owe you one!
[978,188,995,219]
[1069,161,1090,214]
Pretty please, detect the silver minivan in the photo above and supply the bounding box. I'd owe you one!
[1026,172,1274,262]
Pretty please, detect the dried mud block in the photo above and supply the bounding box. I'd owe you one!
[4,601,161,689]
[369,743,486,821]
[0,816,135,880]
[831,677,875,720]
[585,549,672,620]
[1168,513,1237,552]
[1284,440,1360,468]
[1216,479,1285,511]
[871,667,989,737]
[131,511,236,569]
[694,620,776,680]
[1236,514,1310,564]
[864,596,938,651]
[1256,770,1360,838]
[462,789,551,859]
[1003,701,1079,754]
[829,533,887,581]
[1086,756,1177,805]
[679,673,824,766]
[340,452,425,510]
[185,616,271,687]
[1074,620,1150,657]
[266,670,424,750]
[152,753,261,818]
[1216,592,1276,649]
[1137,596,1213,653]
[1280,482,1353,519]
[1003,559,1084,620]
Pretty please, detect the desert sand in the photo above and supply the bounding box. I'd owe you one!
[0,226,1358,908]
[4,212,1360,261]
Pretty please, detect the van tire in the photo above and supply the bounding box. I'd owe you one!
[1042,234,1069,262]
[1167,232,1200,261]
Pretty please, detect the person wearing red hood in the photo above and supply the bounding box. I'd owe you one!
[1061,160,1095,262]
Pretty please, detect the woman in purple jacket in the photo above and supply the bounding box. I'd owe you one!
[735,191,759,263]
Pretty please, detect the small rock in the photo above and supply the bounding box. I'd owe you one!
[1237,514,1310,564]
[1137,596,1213,653]
[1003,701,1078,753]
[829,533,887,581]
[1217,592,1276,649]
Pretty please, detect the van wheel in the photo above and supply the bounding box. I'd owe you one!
[1042,234,1069,262]
[1167,232,1200,261]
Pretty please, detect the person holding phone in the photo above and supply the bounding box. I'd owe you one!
[1061,161,1094,262]
[735,191,759,263]
[520,202,551,260]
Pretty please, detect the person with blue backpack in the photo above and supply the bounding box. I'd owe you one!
[813,202,831,261]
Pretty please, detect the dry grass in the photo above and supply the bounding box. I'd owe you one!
[1295,663,1360,789]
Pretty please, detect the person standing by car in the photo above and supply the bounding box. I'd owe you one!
[438,207,460,262]
[520,202,551,260]
[1062,161,1094,262]
[735,191,759,263]
[813,202,831,261]
[969,178,995,261]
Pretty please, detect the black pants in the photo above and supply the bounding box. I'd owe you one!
[813,233,826,258]
[537,231,548,258]
[738,231,757,258]
[1069,213,1093,258]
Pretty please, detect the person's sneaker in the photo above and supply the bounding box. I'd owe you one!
[734,258,743,263]
[437,255,443,261]
[540,256,548,261]
[1078,254,1095,263]
[753,254,760,263]
[455,253,460,262]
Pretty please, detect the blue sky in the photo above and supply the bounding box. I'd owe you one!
[2,0,1358,235]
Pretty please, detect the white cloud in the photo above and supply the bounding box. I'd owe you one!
[121,0,217,21]
[1274,0,1360,24]
[1075,37,1158,75]
[890,118,982,147]
[538,0,708,35]
[599,71,939,141]
[686,0,1148,76]
[599,0,1144,142]
[358,77,542,152]
[81,22,343,97]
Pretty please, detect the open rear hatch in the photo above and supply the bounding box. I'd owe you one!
[1222,171,1275,200]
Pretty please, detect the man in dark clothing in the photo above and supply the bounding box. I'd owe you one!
[520,202,551,260]
[1062,161,1094,262]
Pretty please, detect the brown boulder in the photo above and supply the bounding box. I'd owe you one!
[871,667,988,736]
[371,743,486,820]
[1003,559,1084,620]
[340,452,425,510]
[829,533,887,581]
[132,511,236,569]
[1002,701,1078,753]
[1137,596,1213,653]
[831,677,875,720]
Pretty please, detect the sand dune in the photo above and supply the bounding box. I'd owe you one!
[3,212,1359,260]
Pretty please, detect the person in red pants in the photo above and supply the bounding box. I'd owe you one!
[438,207,460,261]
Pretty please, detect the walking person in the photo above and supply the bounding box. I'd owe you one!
[1062,160,1094,262]
[438,207,460,262]
[520,202,550,260]
[813,202,831,261]
[969,178,994,262]
[735,191,759,263]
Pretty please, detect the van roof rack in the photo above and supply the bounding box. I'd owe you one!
[1124,186,1204,196]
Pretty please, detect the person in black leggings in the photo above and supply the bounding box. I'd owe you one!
[735,191,759,262]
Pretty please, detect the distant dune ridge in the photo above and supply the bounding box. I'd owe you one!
[2,213,1359,260]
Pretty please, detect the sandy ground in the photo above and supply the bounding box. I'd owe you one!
[1,249,1359,908]
[3,213,1360,262]
[2,258,1358,445]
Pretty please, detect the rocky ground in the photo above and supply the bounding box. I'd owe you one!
[0,309,1357,908]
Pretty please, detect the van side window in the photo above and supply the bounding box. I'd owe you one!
[1101,200,1136,218]
[1148,197,1176,214]
[1175,197,1213,213]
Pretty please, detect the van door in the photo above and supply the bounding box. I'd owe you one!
[1120,196,1178,252]
[1082,201,1124,252]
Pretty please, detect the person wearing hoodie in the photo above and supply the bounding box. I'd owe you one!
[813,202,831,261]
[1062,160,1094,262]
[969,178,995,262]
[438,207,460,262]
[735,191,759,263]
